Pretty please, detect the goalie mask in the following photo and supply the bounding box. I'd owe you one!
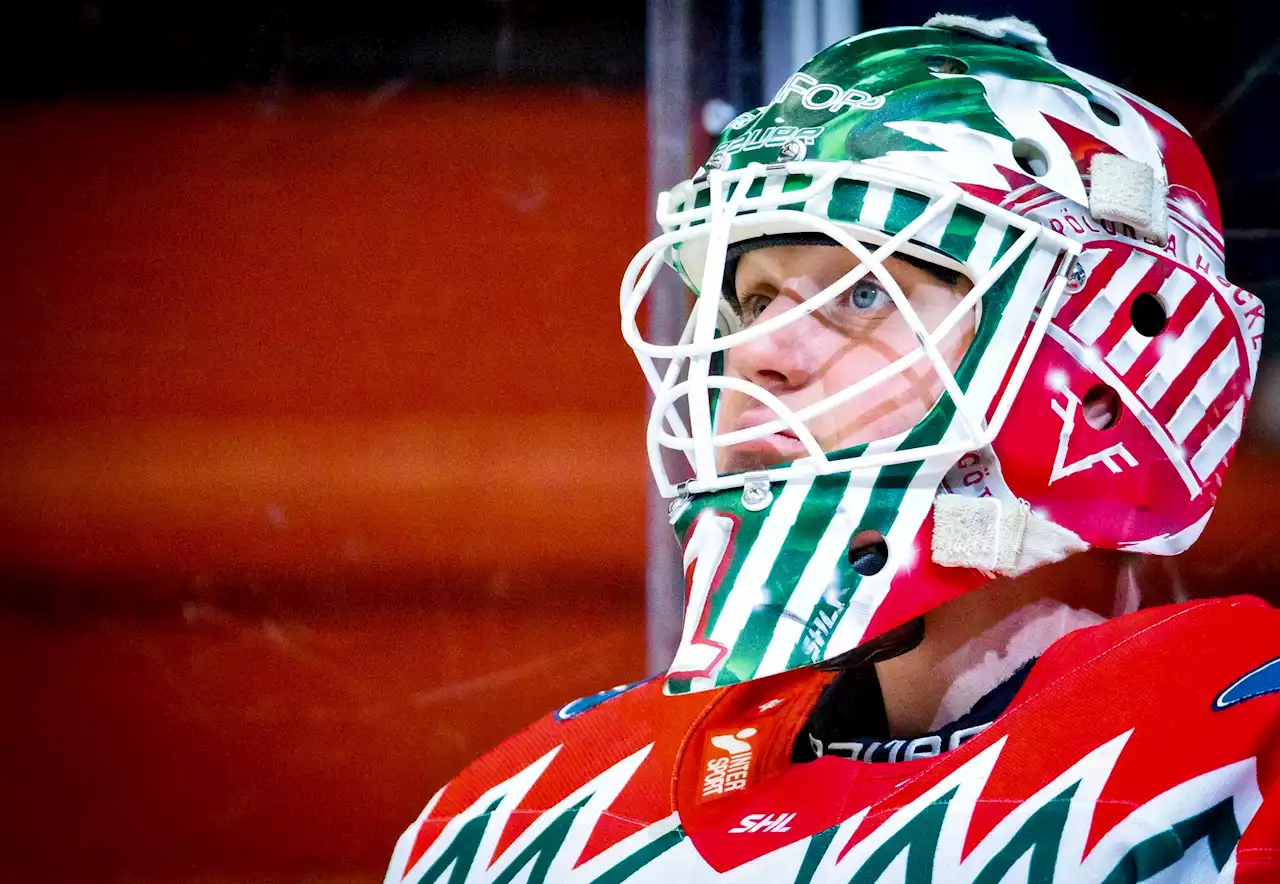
[620,18,1263,696]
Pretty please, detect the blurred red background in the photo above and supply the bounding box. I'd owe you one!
[1,89,650,882]
[2,86,1279,884]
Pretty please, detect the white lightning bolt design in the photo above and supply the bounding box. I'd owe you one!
[388,732,1261,883]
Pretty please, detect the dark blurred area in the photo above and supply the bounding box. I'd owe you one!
[0,4,646,97]
[2,2,1280,883]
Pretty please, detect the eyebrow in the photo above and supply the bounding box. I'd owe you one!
[726,251,963,304]
[895,253,964,287]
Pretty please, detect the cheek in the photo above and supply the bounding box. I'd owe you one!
[823,349,887,393]
[716,352,751,402]
[821,324,915,391]
[816,324,946,439]
[942,310,977,368]
[714,387,745,424]
[918,289,977,368]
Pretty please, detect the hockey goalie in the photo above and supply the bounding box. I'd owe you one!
[386,15,1280,883]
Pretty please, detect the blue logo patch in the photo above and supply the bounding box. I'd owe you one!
[1214,656,1280,710]
[554,678,652,722]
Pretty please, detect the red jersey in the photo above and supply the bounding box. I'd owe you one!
[385,597,1280,883]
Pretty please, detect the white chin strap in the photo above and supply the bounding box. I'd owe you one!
[932,495,1088,577]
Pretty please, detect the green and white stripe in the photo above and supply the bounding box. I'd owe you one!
[659,164,1013,298]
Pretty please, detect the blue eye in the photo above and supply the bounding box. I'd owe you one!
[738,293,773,323]
[846,280,887,310]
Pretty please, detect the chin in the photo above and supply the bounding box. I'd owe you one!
[719,435,810,474]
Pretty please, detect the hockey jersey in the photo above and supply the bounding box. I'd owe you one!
[385,597,1280,883]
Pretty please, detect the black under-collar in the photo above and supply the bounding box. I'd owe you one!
[793,657,1036,764]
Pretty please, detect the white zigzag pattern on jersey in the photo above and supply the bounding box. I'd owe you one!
[387,732,1262,883]
[388,743,684,884]
[799,732,1261,883]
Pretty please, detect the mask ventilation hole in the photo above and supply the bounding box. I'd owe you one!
[924,55,968,75]
[1012,139,1050,177]
[1082,384,1121,430]
[848,530,888,576]
[1089,99,1122,126]
[1130,292,1168,337]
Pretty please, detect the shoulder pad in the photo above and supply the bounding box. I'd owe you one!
[385,675,711,883]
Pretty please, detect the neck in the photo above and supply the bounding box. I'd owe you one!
[873,550,1124,736]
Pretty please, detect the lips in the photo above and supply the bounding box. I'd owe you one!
[733,410,801,440]
[720,411,811,472]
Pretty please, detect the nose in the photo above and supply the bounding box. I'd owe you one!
[726,287,822,394]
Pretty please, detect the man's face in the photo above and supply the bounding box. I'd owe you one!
[716,244,977,474]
